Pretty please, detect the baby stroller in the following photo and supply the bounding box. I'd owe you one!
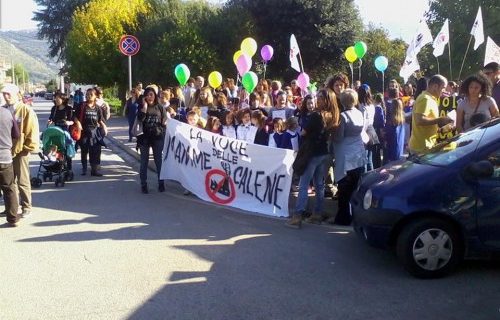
[31,126,76,188]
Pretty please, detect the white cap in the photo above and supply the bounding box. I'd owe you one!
[1,84,20,96]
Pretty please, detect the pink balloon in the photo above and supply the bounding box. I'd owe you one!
[236,54,252,77]
[297,72,310,91]
[260,45,274,62]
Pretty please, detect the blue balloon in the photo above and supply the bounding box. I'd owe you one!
[374,56,388,72]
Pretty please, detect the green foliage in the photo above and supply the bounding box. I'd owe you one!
[425,0,500,81]
[46,79,58,92]
[33,0,90,59]
[107,97,123,115]
[7,64,30,86]
[358,26,407,92]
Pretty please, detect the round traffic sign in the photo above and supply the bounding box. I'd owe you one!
[204,169,236,205]
[119,35,140,56]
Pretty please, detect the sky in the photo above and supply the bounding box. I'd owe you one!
[0,0,430,43]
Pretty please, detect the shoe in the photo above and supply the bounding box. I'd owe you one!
[305,214,323,225]
[81,170,87,176]
[91,170,103,177]
[7,221,18,227]
[183,189,191,196]
[286,213,303,229]
[158,183,165,192]
[141,184,148,194]
[324,189,334,198]
[0,211,6,217]
[21,210,31,218]
[128,138,132,142]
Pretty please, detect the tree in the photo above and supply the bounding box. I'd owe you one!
[33,0,90,59]
[7,64,30,87]
[46,79,58,92]
[426,0,500,81]
[358,26,407,93]
[65,0,150,88]
[209,0,363,83]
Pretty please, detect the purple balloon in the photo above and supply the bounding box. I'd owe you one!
[260,45,274,62]
[236,54,252,77]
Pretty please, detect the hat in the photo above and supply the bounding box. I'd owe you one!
[1,84,20,96]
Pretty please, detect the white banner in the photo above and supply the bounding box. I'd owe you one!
[160,119,295,217]
[484,37,500,66]
[471,6,484,50]
[432,19,449,57]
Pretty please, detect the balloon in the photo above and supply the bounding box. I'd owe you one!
[296,72,310,91]
[174,64,190,86]
[236,54,252,77]
[354,41,368,59]
[242,71,258,93]
[260,45,274,62]
[233,50,243,65]
[344,46,357,63]
[208,71,223,89]
[374,56,389,72]
[241,37,258,57]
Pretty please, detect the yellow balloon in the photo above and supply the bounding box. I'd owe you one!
[208,71,223,89]
[344,46,357,63]
[233,50,243,65]
[241,37,257,57]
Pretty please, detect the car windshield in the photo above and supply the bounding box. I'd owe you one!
[413,127,485,166]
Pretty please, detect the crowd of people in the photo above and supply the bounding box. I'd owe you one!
[0,61,499,228]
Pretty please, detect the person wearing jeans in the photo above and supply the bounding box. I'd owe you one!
[136,87,167,194]
[287,111,329,228]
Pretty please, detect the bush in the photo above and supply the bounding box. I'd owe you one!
[107,97,123,116]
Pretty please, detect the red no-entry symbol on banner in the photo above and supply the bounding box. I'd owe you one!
[205,169,236,205]
[119,35,140,56]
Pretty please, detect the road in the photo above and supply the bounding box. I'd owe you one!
[0,99,499,320]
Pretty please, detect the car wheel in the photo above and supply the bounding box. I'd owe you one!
[396,218,463,278]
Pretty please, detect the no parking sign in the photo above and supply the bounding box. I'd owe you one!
[119,35,140,56]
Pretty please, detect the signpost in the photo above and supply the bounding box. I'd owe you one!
[118,35,140,92]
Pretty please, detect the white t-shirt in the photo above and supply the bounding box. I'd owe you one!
[457,96,497,130]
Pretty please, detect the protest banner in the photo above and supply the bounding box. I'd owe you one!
[160,119,295,217]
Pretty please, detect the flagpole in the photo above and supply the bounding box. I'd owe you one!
[349,63,354,88]
[298,52,304,73]
[448,41,453,80]
[458,36,473,81]
[436,57,440,74]
[358,59,362,82]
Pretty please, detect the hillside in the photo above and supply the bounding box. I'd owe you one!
[0,30,58,84]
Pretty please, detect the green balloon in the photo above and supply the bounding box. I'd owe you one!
[174,63,190,86]
[354,41,367,59]
[242,71,258,93]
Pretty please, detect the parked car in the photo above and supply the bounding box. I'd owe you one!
[45,92,54,100]
[352,118,500,278]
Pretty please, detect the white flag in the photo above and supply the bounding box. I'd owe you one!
[484,37,500,66]
[406,20,433,58]
[432,19,449,57]
[290,34,301,72]
[399,55,420,83]
[471,6,484,50]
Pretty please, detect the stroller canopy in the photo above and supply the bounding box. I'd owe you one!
[42,126,69,153]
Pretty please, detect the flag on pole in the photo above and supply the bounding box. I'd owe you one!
[484,37,500,66]
[290,34,301,72]
[471,6,484,50]
[399,55,421,83]
[406,19,433,58]
[432,19,450,57]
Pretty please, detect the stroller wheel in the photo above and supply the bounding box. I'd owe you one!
[43,173,50,182]
[48,173,53,181]
[55,177,65,188]
[31,177,42,188]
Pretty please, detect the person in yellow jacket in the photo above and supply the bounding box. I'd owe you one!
[2,84,39,217]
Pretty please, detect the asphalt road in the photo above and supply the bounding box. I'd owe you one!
[0,99,499,320]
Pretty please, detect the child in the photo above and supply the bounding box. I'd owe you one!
[186,110,203,128]
[295,94,314,131]
[373,93,386,169]
[236,109,257,144]
[190,107,206,128]
[222,111,237,139]
[206,116,222,134]
[280,117,299,151]
[383,98,405,163]
[268,117,286,148]
[251,110,269,146]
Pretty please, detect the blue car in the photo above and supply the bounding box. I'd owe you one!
[352,118,500,278]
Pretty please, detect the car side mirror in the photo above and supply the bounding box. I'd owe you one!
[464,160,494,180]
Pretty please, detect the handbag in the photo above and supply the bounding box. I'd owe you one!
[69,125,81,141]
[131,116,143,137]
[293,138,313,176]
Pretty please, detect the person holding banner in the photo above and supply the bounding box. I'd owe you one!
[456,73,499,133]
[136,87,167,194]
[409,75,453,154]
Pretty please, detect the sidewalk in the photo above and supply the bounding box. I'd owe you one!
[104,115,339,219]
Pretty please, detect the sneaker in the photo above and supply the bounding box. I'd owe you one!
[285,214,303,229]
[81,170,87,176]
[7,221,18,227]
[0,211,6,217]
[141,184,149,194]
[158,183,165,192]
[21,210,31,218]
[183,189,191,196]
